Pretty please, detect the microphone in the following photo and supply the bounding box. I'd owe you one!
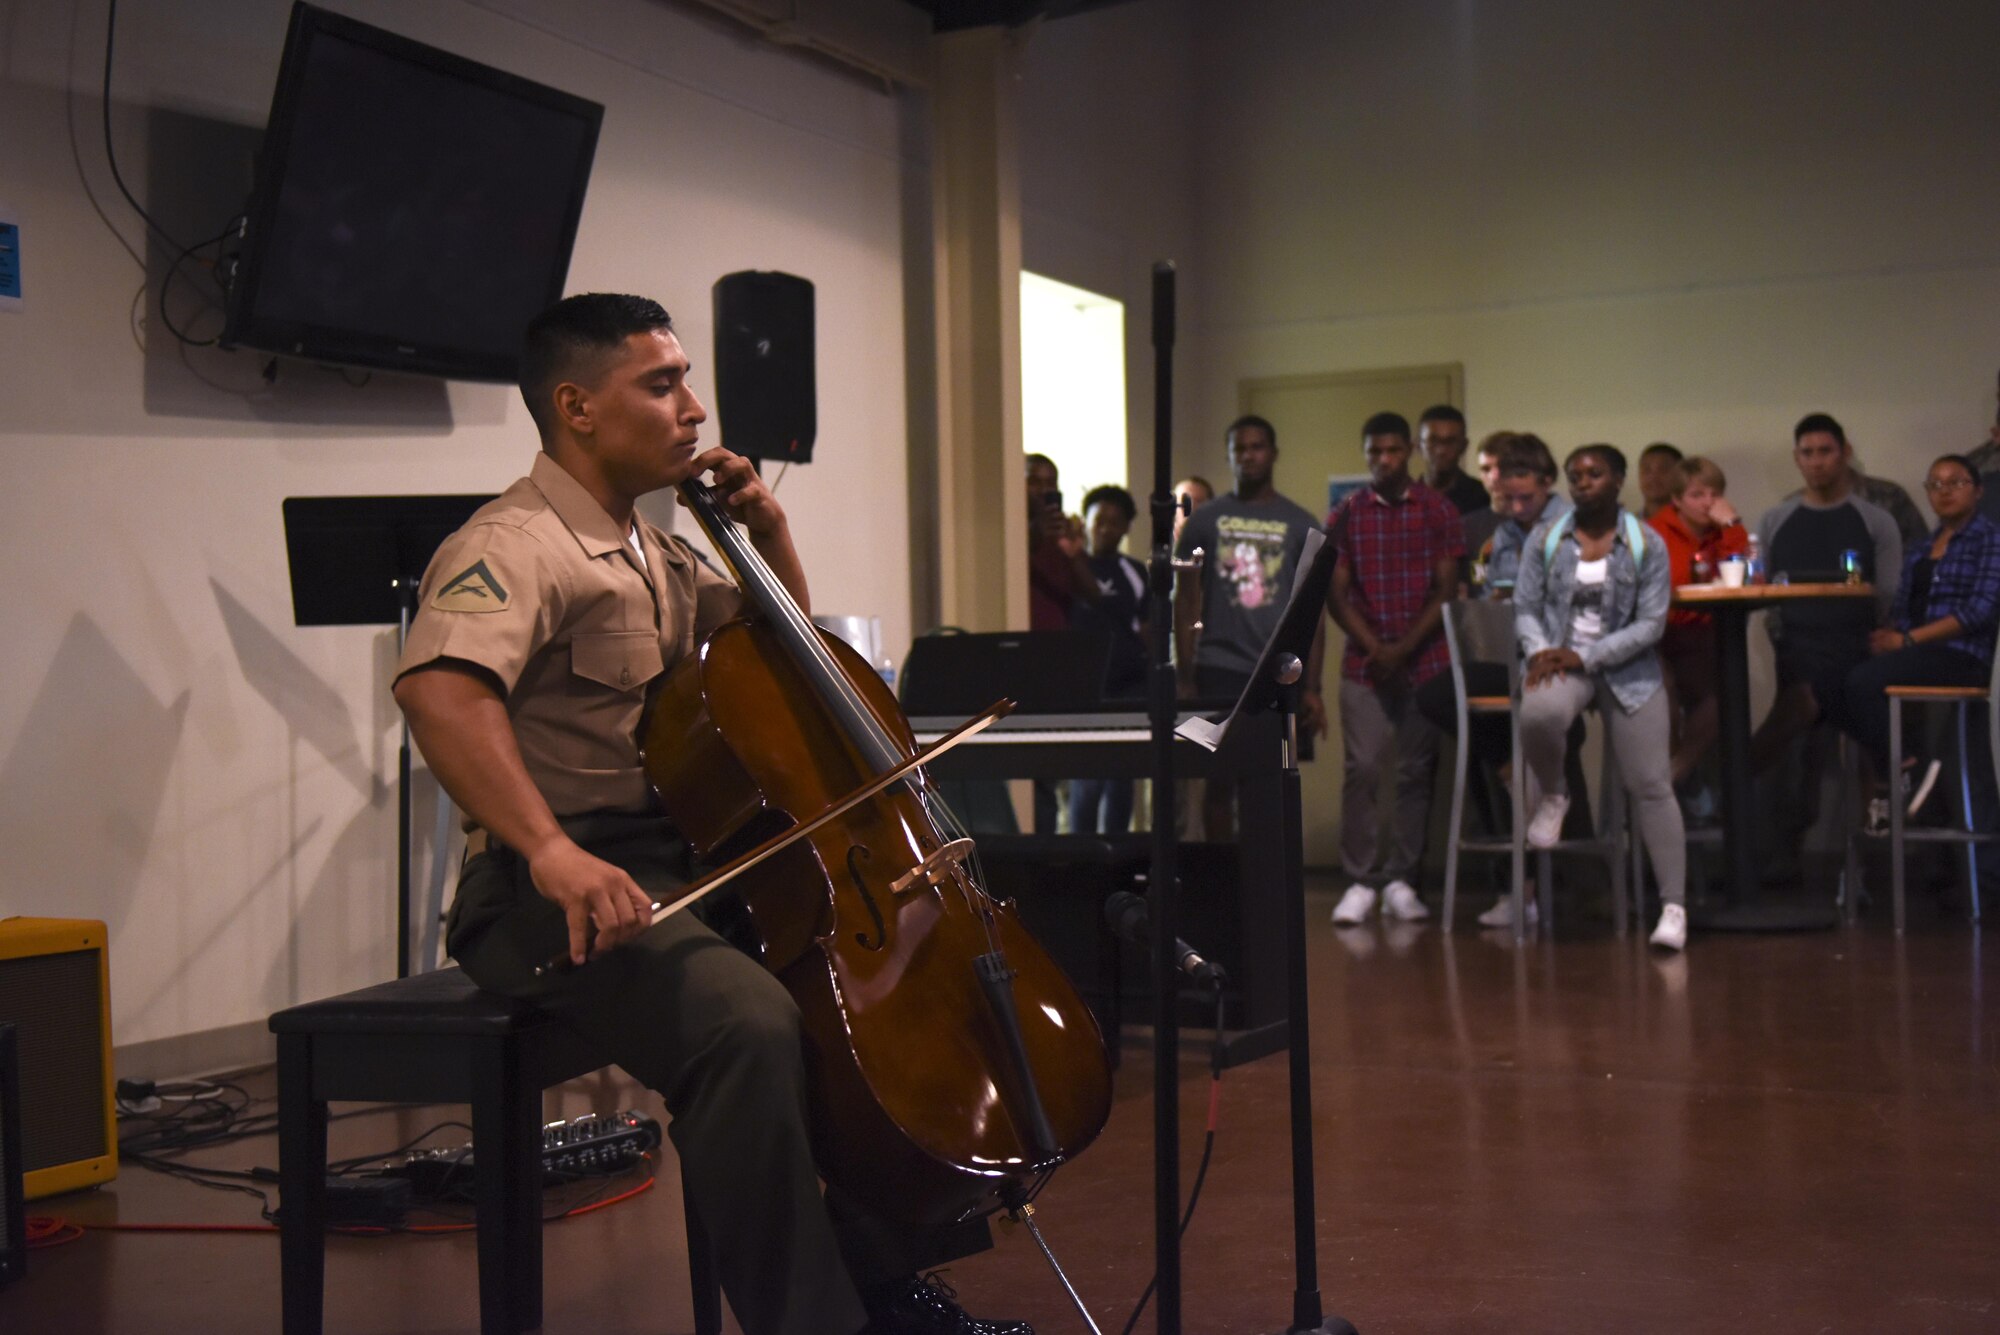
[1104,890,1228,990]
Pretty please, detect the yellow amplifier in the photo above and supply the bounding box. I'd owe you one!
[0,918,117,1199]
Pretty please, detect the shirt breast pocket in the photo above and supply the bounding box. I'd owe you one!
[570,631,665,693]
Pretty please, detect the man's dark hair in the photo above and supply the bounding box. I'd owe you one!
[520,293,673,445]
[1361,411,1412,442]
[1026,452,1057,475]
[1568,442,1628,479]
[1081,484,1137,522]
[1418,404,1466,431]
[1794,412,1848,447]
[1639,441,1684,463]
[1226,415,1277,450]
[1498,433,1558,481]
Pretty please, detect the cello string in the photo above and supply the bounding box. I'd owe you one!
[683,481,906,773]
[690,481,1012,949]
[688,482,1011,950]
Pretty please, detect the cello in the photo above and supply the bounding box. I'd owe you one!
[639,478,1113,1227]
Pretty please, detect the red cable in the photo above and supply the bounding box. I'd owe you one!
[26,1216,85,1247]
[556,1172,656,1219]
[91,1221,279,1233]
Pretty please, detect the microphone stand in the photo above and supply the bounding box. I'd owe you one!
[1143,260,1185,1335]
[1268,660,1358,1335]
[1142,263,1355,1335]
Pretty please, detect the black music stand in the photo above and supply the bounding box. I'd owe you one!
[1140,262,1356,1335]
[1178,528,1355,1335]
[282,495,495,978]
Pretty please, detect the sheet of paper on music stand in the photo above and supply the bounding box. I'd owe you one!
[1176,526,1330,752]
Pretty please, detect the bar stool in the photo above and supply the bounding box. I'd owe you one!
[1440,600,1636,940]
[1869,641,1999,933]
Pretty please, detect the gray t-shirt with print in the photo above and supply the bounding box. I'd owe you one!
[1176,491,1321,676]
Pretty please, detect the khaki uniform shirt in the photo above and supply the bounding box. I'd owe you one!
[395,453,743,817]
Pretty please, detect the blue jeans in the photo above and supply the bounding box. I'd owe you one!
[1834,644,1988,764]
[1068,778,1134,834]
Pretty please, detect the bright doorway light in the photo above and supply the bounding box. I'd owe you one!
[1020,272,1127,513]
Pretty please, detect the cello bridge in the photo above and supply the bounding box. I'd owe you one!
[888,838,977,898]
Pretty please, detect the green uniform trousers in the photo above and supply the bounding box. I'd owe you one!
[445,811,974,1335]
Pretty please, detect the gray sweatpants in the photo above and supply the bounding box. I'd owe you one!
[1518,673,1685,907]
[1339,678,1440,883]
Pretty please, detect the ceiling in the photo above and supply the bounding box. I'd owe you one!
[898,0,1136,32]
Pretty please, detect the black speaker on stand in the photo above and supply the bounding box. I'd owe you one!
[712,270,816,465]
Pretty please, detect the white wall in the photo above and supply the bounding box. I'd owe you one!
[1016,0,1201,509]
[1189,0,2000,509]
[0,0,916,1051]
[1014,0,1999,866]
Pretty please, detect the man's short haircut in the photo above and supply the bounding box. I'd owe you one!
[1639,441,1684,464]
[1081,484,1137,522]
[1226,415,1277,450]
[1026,452,1057,475]
[1676,455,1727,497]
[520,293,673,445]
[1475,430,1519,462]
[1361,411,1411,443]
[1175,474,1215,501]
[1418,404,1466,431]
[1497,433,1559,482]
[1794,412,1848,447]
[1933,453,1982,487]
[1568,442,1628,479]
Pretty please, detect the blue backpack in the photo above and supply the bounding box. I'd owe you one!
[1541,510,1648,569]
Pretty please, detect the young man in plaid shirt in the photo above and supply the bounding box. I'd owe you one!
[1325,411,1465,925]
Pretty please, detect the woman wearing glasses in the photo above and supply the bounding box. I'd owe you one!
[1834,454,2000,829]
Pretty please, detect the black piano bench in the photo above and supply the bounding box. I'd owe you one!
[268,967,722,1335]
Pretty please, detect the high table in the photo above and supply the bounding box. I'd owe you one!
[1672,582,1874,928]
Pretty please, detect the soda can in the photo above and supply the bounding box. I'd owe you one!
[1840,549,1862,584]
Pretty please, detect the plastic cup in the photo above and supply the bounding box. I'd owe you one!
[1718,558,1746,588]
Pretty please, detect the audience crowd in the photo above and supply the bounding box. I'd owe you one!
[1027,382,2000,949]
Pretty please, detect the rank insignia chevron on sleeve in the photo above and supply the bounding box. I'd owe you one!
[433,559,511,612]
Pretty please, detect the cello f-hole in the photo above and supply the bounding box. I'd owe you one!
[847,845,889,951]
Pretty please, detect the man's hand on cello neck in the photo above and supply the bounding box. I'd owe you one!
[685,446,811,615]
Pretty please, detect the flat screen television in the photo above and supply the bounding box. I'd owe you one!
[222,3,603,382]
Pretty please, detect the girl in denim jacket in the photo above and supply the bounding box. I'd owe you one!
[1515,444,1689,950]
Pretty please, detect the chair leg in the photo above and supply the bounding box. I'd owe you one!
[684,1171,724,1335]
[1986,695,1999,925]
[1536,851,1554,935]
[1958,703,1980,921]
[471,1037,540,1335]
[1444,733,1469,930]
[1603,748,1630,938]
[1839,736,1865,926]
[1511,711,1528,943]
[1890,699,1907,936]
[276,1034,328,1335]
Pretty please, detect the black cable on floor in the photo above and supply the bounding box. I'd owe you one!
[1117,987,1228,1335]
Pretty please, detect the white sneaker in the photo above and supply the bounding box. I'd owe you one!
[1906,759,1942,818]
[1649,902,1688,952]
[1527,792,1570,849]
[1381,880,1431,922]
[1477,895,1539,929]
[1865,798,1890,837]
[1331,883,1378,925]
